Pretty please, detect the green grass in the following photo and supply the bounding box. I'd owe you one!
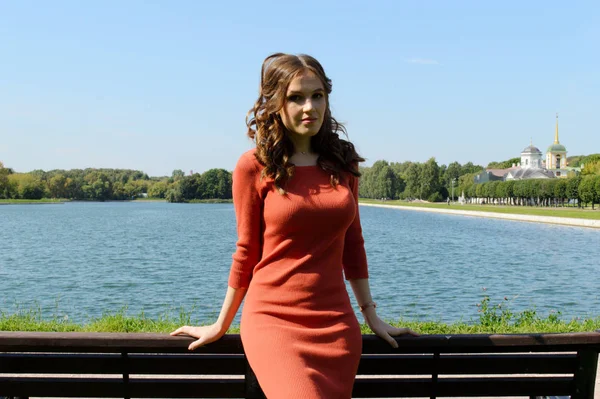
[2,298,599,334]
[187,199,233,204]
[0,199,67,204]
[360,198,600,220]
[131,198,167,202]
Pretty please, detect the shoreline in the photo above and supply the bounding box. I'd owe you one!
[360,202,600,229]
[0,201,66,205]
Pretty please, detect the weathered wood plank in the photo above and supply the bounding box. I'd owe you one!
[357,353,577,375]
[0,377,245,398]
[351,377,573,397]
[0,332,599,353]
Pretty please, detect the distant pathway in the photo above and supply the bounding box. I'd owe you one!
[360,203,600,229]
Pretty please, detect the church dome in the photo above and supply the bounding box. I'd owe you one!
[522,145,542,154]
[547,143,566,152]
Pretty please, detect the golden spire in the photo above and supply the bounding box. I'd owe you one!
[554,113,560,144]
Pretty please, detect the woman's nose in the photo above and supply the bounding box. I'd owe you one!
[303,99,314,112]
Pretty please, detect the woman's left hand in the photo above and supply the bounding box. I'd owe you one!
[364,312,419,348]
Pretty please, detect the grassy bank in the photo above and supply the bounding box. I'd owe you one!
[360,198,600,220]
[187,199,233,204]
[3,298,599,334]
[131,198,167,202]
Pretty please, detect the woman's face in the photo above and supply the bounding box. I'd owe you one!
[279,70,327,139]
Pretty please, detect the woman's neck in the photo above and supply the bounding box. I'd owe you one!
[288,134,312,155]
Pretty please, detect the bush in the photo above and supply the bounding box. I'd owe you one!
[427,192,443,202]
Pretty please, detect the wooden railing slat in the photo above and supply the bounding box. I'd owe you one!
[1,331,599,353]
[358,353,576,375]
[352,377,574,397]
[0,377,245,398]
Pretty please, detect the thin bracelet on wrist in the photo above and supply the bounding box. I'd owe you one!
[358,301,377,312]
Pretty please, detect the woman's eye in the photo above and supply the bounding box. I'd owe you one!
[288,95,302,102]
[313,93,324,99]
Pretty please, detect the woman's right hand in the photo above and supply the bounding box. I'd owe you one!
[170,324,225,351]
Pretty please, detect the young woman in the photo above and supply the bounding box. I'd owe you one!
[171,53,417,398]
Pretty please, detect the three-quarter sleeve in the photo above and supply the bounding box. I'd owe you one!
[228,153,264,289]
[342,173,369,280]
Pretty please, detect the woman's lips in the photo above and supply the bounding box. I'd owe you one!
[302,118,317,124]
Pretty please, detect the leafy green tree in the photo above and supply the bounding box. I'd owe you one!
[171,169,185,181]
[513,180,525,205]
[10,174,45,199]
[0,161,11,199]
[214,169,233,199]
[65,177,84,200]
[438,164,447,187]
[179,174,201,200]
[445,162,462,181]
[419,158,440,200]
[578,175,598,209]
[595,176,600,206]
[457,172,477,202]
[581,160,600,176]
[198,169,233,199]
[579,154,600,167]
[504,180,515,205]
[487,181,500,203]
[389,161,414,177]
[82,172,112,201]
[394,175,406,199]
[124,181,142,198]
[554,179,567,206]
[112,182,127,200]
[466,181,477,199]
[148,181,169,198]
[538,180,555,207]
[487,157,520,169]
[374,165,398,199]
[404,162,421,199]
[48,174,67,198]
[475,182,485,200]
[358,166,373,198]
[461,162,484,175]
[166,184,184,203]
[495,181,506,203]
[529,180,542,206]
[566,176,581,207]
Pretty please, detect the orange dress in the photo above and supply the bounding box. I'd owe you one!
[228,150,369,399]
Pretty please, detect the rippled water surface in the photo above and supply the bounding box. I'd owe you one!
[1,202,599,323]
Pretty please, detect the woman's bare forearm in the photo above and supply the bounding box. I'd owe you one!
[215,286,247,334]
[348,278,378,321]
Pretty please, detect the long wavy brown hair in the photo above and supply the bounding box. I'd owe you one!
[246,53,364,193]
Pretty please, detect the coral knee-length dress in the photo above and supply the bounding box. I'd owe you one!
[228,150,369,399]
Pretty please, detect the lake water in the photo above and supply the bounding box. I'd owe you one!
[1,202,599,324]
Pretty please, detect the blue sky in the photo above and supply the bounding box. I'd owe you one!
[1,0,599,176]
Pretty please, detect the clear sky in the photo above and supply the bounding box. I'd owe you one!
[1,0,599,176]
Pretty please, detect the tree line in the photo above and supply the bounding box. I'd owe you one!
[358,154,600,209]
[0,162,231,203]
[457,174,600,209]
[2,152,599,207]
[358,158,484,202]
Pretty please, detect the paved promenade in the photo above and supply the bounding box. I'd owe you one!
[361,203,600,229]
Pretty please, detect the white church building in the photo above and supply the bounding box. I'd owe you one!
[476,115,581,183]
[504,143,556,180]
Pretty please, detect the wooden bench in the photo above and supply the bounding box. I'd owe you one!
[1,331,599,398]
